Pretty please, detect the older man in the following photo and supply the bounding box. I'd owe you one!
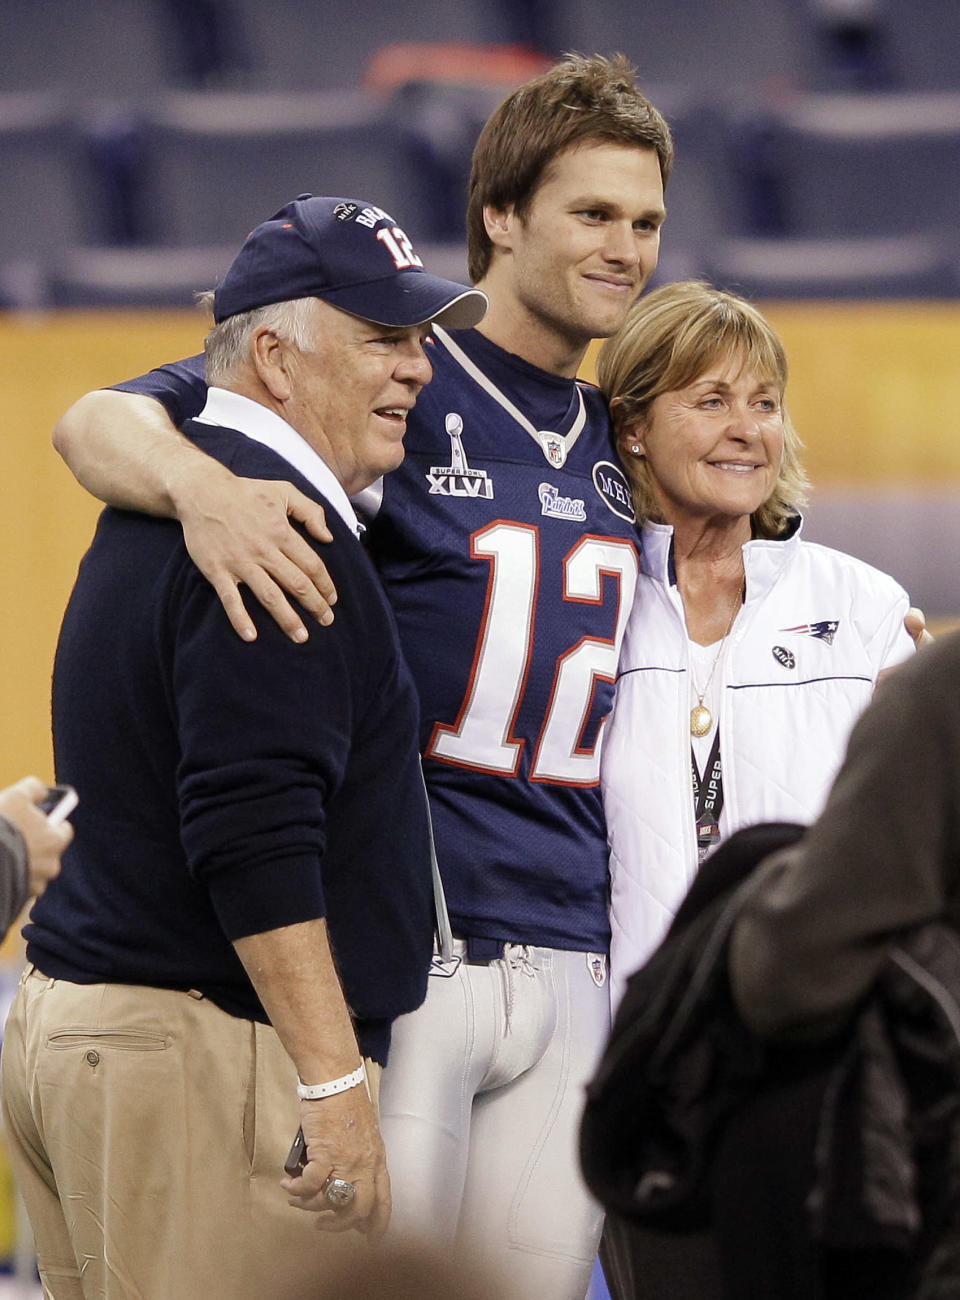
[0,195,486,1300]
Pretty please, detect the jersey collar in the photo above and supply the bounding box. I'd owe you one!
[433,326,586,468]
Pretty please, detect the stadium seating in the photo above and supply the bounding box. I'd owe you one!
[0,5,959,306]
[866,0,960,91]
[0,93,96,258]
[731,91,960,240]
[0,0,185,94]
[223,0,509,91]
[134,90,445,247]
[45,244,236,309]
[704,233,955,301]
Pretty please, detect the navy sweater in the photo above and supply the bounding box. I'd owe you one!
[26,420,433,1064]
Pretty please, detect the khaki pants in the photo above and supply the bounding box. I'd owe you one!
[1,967,379,1300]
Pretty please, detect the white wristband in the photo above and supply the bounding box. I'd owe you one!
[297,1063,366,1100]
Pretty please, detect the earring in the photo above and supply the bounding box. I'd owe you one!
[629,444,642,455]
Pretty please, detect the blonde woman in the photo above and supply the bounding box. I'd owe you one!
[594,280,918,1299]
[598,281,915,1013]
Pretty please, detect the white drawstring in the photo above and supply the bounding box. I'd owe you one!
[497,944,537,1034]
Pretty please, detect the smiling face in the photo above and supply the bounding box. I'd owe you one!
[281,298,434,496]
[628,358,785,534]
[481,140,666,374]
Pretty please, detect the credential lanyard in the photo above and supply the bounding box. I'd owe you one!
[691,732,724,864]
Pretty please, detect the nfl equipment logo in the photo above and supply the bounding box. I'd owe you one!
[538,431,567,468]
[587,953,607,988]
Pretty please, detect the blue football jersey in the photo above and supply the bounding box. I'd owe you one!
[366,328,640,951]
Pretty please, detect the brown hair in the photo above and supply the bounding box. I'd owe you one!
[466,53,674,284]
[597,280,810,536]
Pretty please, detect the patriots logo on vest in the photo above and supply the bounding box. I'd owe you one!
[779,620,839,645]
[426,412,494,499]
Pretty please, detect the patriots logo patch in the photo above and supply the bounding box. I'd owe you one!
[779,620,839,645]
[539,482,586,521]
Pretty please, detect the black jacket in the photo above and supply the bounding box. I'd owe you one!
[581,823,960,1292]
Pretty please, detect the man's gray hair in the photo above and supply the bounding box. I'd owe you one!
[199,292,320,383]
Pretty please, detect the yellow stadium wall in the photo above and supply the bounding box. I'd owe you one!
[0,312,207,787]
[2,302,960,796]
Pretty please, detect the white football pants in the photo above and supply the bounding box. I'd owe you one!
[379,941,610,1300]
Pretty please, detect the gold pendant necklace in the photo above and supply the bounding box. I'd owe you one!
[690,702,713,738]
[689,582,745,737]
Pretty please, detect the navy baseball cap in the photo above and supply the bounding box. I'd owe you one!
[213,194,487,329]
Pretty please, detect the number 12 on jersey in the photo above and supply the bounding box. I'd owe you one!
[426,522,639,784]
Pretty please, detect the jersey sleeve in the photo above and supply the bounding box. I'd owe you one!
[109,354,208,427]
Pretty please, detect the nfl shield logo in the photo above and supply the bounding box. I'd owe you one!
[538,431,567,468]
[587,953,607,988]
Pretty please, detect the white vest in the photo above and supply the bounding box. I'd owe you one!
[602,516,914,1008]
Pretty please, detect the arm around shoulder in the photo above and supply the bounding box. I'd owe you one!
[53,389,339,642]
[53,388,216,518]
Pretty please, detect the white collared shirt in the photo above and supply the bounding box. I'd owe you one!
[193,387,364,538]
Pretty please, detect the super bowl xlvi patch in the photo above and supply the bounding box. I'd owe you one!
[539,482,587,522]
[587,953,607,988]
[779,620,839,645]
[429,953,463,978]
[592,461,636,523]
[772,645,796,669]
[425,412,494,498]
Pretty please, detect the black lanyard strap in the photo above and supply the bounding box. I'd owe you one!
[691,732,724,862]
